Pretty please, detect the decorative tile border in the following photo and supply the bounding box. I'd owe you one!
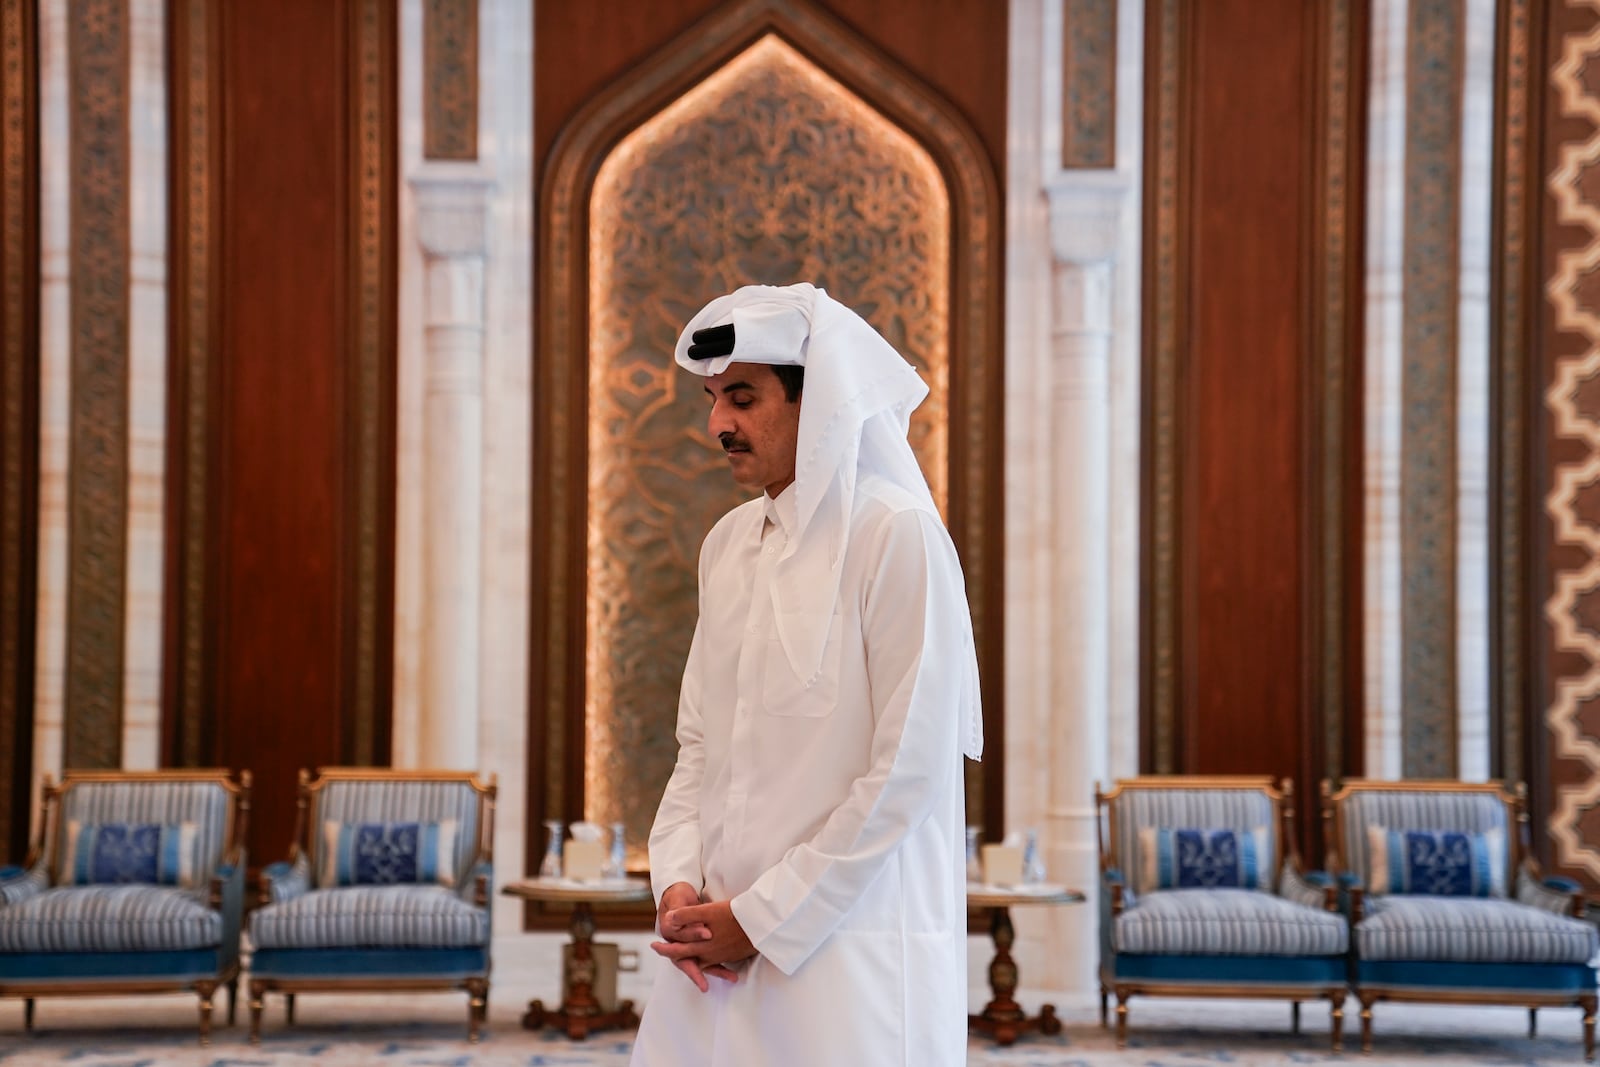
[170,0,212,766]
[63,0,129,769]
[1061,0,1115,169]
[1544,0,1600,880]
[350,0,389,765]
[1398,0,1464,777]
[1493,0,1532,783]
[423,0,476,160]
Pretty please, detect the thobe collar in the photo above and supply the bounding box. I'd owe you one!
[761,483,797,541]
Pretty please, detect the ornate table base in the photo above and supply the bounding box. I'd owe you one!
[968,904,1062,1046]
[520,900,641,1040]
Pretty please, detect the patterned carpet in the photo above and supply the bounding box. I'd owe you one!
[0,934,1589,1065]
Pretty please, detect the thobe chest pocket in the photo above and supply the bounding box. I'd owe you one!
[761,626,843,717]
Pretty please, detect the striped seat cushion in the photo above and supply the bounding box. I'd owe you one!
[1356,895,1599,964]
[249,885,488,949]
[1115,888,1348,957]
[0,885,221,952]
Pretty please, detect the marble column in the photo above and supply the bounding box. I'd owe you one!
[411,168,492,772]
[1004,0,1143,996]
[124,0,167,770]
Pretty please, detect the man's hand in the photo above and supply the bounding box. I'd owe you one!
[655,882,739,992]
[651,899,755,992]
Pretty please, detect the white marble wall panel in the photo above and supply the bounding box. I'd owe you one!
[33,0,68,811]
[1456,0,1494,782]
[1363,0,1406,780]
[124,0,167,771]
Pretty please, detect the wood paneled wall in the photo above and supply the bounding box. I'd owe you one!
[0,0,39,863]
[164,0,397,868]
[1142,0,1368,851]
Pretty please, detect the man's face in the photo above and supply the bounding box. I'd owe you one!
[703,362,801,497]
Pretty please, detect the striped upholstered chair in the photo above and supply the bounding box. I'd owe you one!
[0,769,250,1044]
[1324,779,1599,1059]
[1096,776,1349,1049]
[247,768,496,1044]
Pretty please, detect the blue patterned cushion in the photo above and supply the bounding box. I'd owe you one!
[1137,827,1269,894]
[1367,826,1505,898]
[60,821,200,888]
[320,820,457,888]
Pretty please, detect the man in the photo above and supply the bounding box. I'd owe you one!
[628,282,983,1066]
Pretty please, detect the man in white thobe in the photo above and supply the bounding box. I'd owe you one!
[628,282,983,1066]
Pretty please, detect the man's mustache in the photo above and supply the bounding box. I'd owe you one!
[720,433,750,453]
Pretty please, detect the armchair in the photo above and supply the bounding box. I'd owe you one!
[247,768,497,1044]
[1095,776,1349,1049]
[0,769,250,1044]
[1324,779,1599,1059]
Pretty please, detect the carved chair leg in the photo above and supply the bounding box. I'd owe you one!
[1329,990,1345,1053]
[1099,984,1108,1028]
[22,998,33,1033]
[196,981,217,1047]
[227,977,239,1027]
[1582,994,1596,1063]
[466,978,488,1044]
[1291,1000,1301,1035]
[248,980,266,1046]
[285,992,296,1026]
[1529,1007,1537,1039]
[1360,996,1375,1056]
[1115,989,1130,1049]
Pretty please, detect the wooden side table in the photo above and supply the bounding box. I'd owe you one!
[502,877,654,1040]
[966,883,1086,1046]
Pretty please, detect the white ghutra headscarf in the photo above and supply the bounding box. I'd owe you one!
[674,282,982,760]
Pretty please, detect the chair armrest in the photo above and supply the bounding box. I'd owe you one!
[457,859,493,912]
[260,851,311,906]
[0,862,49,906]
[1517,862,1585,917]
[1280,865,1339,912]
[210,849,247,967]
[1102,867,1133,914]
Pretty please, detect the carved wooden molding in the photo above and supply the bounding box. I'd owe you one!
[531,0,1003,869]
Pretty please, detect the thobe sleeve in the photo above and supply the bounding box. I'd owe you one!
[730,507,965,975]
[647,608,708,908]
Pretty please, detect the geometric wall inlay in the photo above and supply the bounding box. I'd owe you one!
[1572,369,1600,424]
[63,0,129,769]
[1576,694,1600,746]
[1573,582,1600,641]
[1544,0,1600,882]
[585,34,950,860]
[1574,477,1600,530]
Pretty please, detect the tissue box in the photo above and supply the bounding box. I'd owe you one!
[982,844,1023,887]
[564,840,606,882]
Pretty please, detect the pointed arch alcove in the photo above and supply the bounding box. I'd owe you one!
[530,0,1003,883]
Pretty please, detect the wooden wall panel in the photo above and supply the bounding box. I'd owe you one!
[166,0,396,868]
[1143,0,1367,851]
[0,0,38,862]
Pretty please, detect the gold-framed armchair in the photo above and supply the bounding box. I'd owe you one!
[1324,778,1599,1059]
[1096,775,1349,1049]
[246,767,497,1044]
[0,769,251,1044]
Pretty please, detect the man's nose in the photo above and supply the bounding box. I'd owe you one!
[707,402,734,437]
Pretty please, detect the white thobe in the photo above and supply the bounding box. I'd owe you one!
[630,474,971,1066]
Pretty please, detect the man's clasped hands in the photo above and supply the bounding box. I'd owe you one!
[652,881,757,992]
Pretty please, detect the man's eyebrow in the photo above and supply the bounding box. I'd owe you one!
[704,380,756,396]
